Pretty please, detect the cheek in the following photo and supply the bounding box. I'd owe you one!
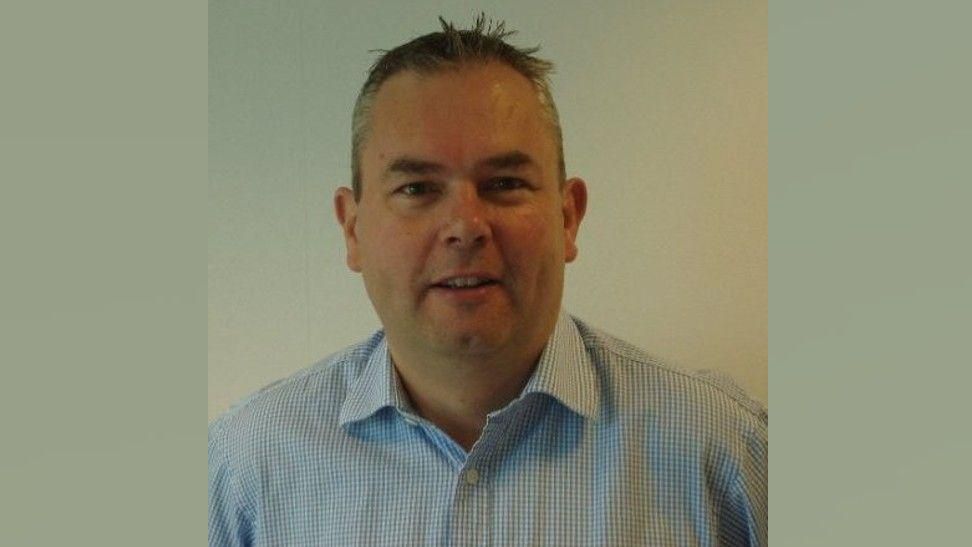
[359,219,429,278]
[501,214,565,273]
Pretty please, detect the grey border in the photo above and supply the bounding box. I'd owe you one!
[0,2,206,545]
[769,0,972,543]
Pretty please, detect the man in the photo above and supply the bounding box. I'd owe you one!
[209,16,766,546]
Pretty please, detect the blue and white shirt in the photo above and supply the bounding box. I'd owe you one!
[209,312,767,546]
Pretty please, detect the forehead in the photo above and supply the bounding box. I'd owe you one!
[362,63,557,180]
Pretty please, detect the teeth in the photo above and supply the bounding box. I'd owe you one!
[443,277,489,288]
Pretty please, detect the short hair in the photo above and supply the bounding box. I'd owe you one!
[350,15,565,200]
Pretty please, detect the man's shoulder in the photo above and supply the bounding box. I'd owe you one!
[208,331,383,445]
[571,315,767,429]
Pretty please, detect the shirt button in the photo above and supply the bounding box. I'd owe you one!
[464,468,480,485]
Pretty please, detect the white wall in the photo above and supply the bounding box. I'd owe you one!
[209,0,767,420]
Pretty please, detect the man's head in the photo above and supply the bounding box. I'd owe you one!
[350,15,565,201]
[335,17,586,365]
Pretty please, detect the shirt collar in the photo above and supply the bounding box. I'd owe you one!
[338,311,599,428]
[338,336,412,427]
[519,311,600,419]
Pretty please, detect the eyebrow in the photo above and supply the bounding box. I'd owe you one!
[478,151,535,171]
[385,157,444,178]
[382,151,537,181]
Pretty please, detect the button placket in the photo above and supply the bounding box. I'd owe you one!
[451,464,489,546]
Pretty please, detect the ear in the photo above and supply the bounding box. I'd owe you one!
[561,177,588,263]
[334,187,362,272]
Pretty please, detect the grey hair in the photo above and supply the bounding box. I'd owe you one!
[350,14,564,200]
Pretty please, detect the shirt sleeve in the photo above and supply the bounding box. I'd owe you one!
[209,421,252,547]
[721,409,768,547]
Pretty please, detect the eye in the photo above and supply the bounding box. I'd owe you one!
[395,181,436,197]
[485,177,528,192]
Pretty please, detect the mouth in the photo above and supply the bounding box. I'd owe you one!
[432,274,499,292]
[426,274,505,308]
[431,275,500,290]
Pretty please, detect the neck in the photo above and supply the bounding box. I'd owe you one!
[389,344,543,452]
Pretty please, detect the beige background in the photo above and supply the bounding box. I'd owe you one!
[209,0,767,420]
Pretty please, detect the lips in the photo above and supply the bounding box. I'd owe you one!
[430,273,501,290]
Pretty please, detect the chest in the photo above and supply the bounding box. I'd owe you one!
[248,422,728,546]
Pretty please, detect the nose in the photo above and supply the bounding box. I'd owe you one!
[440,184,491,249]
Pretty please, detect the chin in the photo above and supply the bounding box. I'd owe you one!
[432,328,509,357]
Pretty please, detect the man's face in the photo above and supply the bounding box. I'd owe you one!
[335,62,586,361]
